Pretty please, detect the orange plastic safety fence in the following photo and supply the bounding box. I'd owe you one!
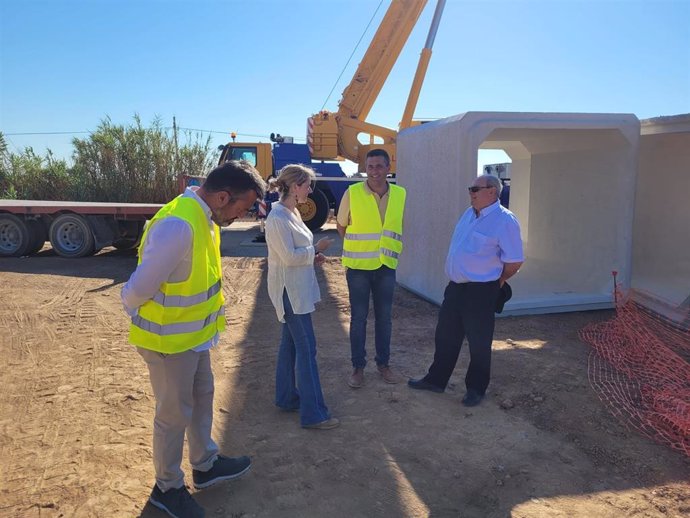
[579,290,690,457]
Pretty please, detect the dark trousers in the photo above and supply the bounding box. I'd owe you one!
[425,280,501,395]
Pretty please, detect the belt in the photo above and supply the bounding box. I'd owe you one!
[450,279,499,286]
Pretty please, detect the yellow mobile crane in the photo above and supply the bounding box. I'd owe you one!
[217,0,446,229]
[307,0,446,173]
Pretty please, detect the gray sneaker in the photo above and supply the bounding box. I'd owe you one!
[192,455,251,489]
[302,417,341,430]
[149,485,204,518]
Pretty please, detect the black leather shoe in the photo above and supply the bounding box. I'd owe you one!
[462,390,484,407]
[407,378,444,393]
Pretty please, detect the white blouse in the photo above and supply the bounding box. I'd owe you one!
[265,201,321,322]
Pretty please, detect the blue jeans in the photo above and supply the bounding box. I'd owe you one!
[346,265,396,369]
[275,290,330,426]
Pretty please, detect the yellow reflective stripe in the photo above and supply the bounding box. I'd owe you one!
[382,230,402,241]
[342,250,380,259]
[344,249,399,259]
[132,306,225,336]
[342,182,405,270]
[381,249,400,259]
[344,231,403,242]
[344,232,381,241]
[152,280,222,308]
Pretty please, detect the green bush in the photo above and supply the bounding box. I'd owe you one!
[0,133,74,200]
[0,117,218,203]
[72,116,216,203]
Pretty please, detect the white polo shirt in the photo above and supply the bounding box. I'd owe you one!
[445,200,523,283]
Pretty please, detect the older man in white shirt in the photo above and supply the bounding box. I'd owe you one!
[409,174,524,407]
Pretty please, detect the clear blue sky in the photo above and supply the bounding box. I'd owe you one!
[1,0,689,172]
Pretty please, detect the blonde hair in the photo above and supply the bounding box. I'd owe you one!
[270,164,316,200]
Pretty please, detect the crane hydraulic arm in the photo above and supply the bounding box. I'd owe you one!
[308,0,446,172]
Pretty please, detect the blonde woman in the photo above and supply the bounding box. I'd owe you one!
[265,164,339,430]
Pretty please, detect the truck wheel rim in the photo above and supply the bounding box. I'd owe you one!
[297,199,317,221]
[55,222,84,252]
[0,221,22,253]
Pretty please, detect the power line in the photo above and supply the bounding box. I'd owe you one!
[3,128,306,142]
[171,126,237,135]
[172,127,269,139]
[173,128,305,143]
[3,131,91,136]
[3,128,231,137]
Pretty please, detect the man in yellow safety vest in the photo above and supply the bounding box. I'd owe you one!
[337,149,406,389]
[122,160,265,518]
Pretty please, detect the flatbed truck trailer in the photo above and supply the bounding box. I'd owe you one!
[0,200,161,258]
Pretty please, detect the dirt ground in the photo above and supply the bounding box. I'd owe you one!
[1,225,688,518]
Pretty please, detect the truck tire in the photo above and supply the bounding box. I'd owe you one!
[298,187,329,231]
[26,219,48,255]
[112,236,141,250]
[49,213,96,258]
[0,213,32,257]
[113,221,144,250]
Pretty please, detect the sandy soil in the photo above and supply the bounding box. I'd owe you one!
[1,242,688,517]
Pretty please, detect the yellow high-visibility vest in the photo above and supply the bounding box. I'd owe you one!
[129,196,226,353]
[342,182,405,270]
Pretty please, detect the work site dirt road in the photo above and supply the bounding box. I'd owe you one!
[1,224,688,518]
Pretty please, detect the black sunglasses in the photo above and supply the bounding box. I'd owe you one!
[468,186,494,193]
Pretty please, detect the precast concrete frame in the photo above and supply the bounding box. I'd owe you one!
[631,114,690,323]
[396,111,640,316]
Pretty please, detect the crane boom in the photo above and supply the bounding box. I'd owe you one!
[400,0,446,129]
[308,0,445,172]
[338,0,427,122]
[217,0,445,230]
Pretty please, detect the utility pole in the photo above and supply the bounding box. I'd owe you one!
[172,116,179,164]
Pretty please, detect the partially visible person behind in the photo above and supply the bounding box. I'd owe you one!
[337,149,406,388]
[408,174,523,407]
[265,164,340,430]
[253,183,280,243]
[122,160,266,518]
[499,180,510,208]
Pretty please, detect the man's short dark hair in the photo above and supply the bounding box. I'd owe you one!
[203,160,266,199]
[365,148,390,167]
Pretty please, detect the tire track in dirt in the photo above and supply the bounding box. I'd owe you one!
[0,271,150,516]
[223,259,266,331]
[2,256,688,517]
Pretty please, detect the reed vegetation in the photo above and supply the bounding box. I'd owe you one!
[0,116,216,203]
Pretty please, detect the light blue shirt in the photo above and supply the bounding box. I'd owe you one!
[445,200,523,283]
[121,187,219,352]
